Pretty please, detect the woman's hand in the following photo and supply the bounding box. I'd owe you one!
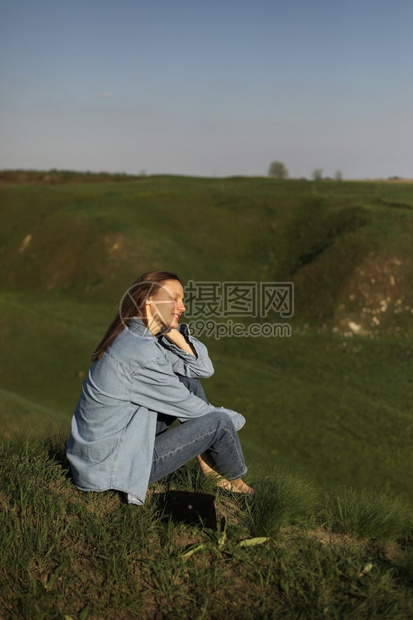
[164,328,196,356]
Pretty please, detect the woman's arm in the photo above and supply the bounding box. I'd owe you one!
[130,353,245,430]
[164,327,195,356]
[130,354,215,419]
[160,324,214,378]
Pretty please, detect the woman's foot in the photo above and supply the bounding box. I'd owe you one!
[224,478,255,495]
[197,454,254,495]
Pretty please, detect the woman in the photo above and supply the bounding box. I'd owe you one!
[67,270,253,505]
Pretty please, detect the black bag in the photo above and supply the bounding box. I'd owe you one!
[158,490,217,530]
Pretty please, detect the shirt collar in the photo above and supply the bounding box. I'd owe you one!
[128,317,152,338]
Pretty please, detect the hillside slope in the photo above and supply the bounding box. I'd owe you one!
[1,174,412,502]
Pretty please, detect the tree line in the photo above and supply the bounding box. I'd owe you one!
[268,161,343,181]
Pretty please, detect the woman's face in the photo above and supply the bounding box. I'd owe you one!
[147,279,186,331]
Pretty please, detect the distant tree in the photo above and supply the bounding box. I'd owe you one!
[268,161,289,179]
[312,168,323,181]
[335,170,343,181]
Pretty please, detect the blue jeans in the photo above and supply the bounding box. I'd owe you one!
[149,377,247,483]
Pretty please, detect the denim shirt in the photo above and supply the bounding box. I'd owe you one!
[67,319,245,505]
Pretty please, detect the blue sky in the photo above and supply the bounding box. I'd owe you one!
[1,0,412,178]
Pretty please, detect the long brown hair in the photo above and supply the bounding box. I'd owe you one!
[91,270,183,361]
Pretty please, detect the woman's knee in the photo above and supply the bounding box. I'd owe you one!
[207,410,237,434]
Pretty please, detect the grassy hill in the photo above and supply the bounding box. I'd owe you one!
[1,171,412,617]
[0,172,412,505]
[1,433,412,618]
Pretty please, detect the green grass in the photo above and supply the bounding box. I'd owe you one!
[321,485,413,542]
[0,433,412,619]
[208,330,413,503]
